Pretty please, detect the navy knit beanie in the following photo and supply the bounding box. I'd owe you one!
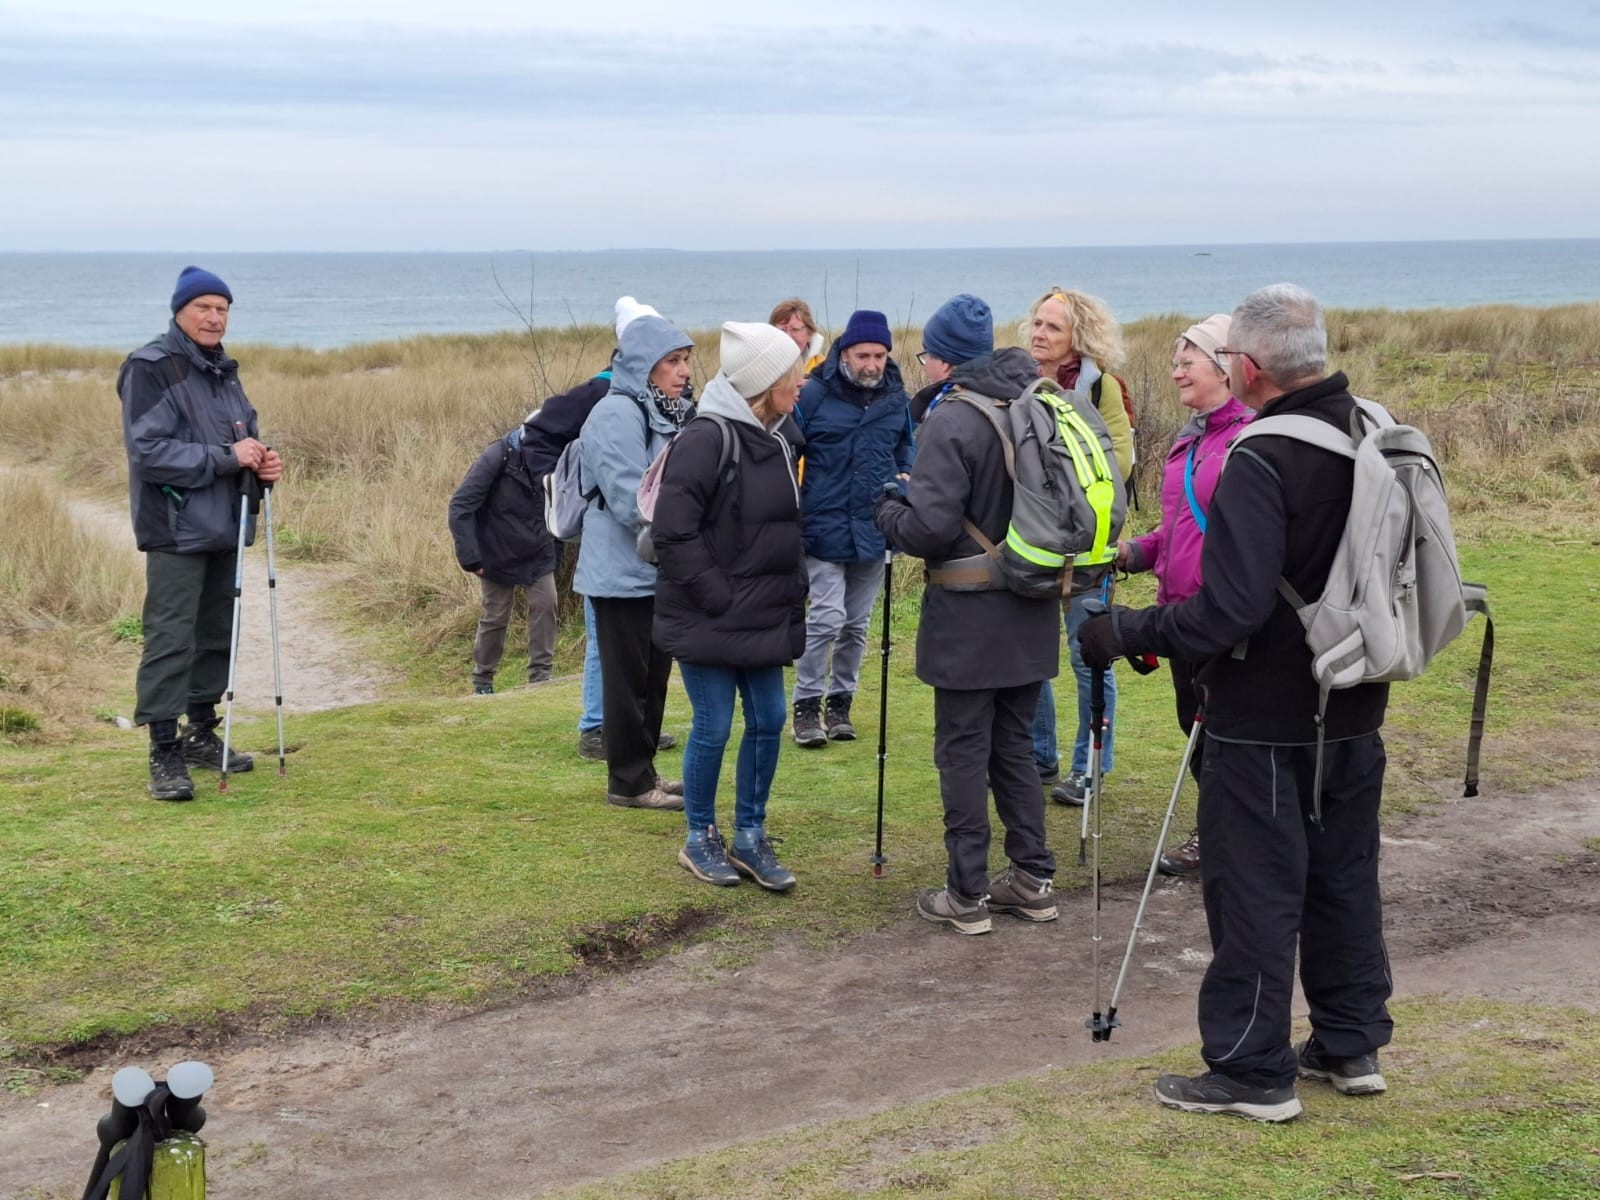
[921,294,993,366]
[171,266,233,313]
[838,309,893,352]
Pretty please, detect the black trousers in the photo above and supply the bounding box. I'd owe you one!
[1197,734,1393,1088]
[932,681,1055,899]
[591,595,671,797]
[134,550,237,727]
[1169,657,1206,782]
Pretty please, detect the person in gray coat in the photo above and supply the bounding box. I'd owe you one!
[874,294,1060,934]
[574,314,695,811]
[119,266,283,801]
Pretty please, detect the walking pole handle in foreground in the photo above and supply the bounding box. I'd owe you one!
[872,547,893,878]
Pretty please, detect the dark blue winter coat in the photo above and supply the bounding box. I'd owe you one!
[118,323,261,555]
[792,343,915,564]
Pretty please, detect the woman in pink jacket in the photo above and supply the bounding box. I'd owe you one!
[1115,314,1250,877]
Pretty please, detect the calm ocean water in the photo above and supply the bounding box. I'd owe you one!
[3,241,1598,350]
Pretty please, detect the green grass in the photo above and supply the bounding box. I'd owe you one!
[551,998,1600,1199]
[1,537,1591,1054]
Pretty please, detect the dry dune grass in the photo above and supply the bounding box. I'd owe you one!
[3,302,1598,731]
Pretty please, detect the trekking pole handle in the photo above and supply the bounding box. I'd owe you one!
[1079,599,1160,676]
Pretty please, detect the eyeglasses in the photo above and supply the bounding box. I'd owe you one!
[1213,348,1257,371]
[915,351,928,365]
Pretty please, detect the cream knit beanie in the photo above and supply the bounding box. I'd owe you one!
[720,321,801,400]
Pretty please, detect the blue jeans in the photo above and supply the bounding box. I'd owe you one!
[579,596,603,733]
[1032,587,1116,776]
[677,661,787,832]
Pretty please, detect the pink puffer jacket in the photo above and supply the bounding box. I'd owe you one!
[1127,397,1252,604]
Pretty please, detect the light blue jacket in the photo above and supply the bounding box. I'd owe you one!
[573,315,695,599]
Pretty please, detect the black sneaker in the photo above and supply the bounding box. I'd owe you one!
[1155,1071,1303,1122]
[149,741,196,802]
[180,722,253,774]
[823,693,856,741]
[577,727,606,761]
[792,698,827,748]
[1297,1037,1387,1095]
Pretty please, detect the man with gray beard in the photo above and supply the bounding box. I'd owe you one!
[789,309,915,748]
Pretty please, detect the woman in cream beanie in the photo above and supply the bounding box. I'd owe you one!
[651,322,808,891]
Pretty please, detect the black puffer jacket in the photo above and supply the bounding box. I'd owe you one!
[652,375,808,668]
[874,348,1060,690]
[447,429,556,585]
[1117,372,1389,743]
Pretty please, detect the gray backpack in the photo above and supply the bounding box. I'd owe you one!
[1230,398,1493,809]
[928,377,1126,600]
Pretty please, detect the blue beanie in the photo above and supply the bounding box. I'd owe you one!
[921,294,993,366]
[838,309,892,352]
[171,266,233,313]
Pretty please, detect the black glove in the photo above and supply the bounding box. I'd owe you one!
[1078,610,1123,671]
[1080,600,1162,674]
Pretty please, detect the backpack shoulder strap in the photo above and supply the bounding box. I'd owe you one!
[1230,413,1357,460]
[946,389,1017,481]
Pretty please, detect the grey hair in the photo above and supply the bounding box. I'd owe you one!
[1231,283,1326,383]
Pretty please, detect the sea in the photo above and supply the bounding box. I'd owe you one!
[2,240,1598,350]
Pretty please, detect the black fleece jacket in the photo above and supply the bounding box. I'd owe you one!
[874,348,1060,690]
[1115,372,1389,744]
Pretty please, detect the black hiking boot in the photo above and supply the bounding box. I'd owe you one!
[1154,1071,1303,1122]
[823,693,856,741]
[180,720,254,774]
[1297,1037,1388,1095]
[792,697,827,748]
[149,740,196,802]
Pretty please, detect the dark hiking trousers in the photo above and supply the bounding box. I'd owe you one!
[1197,733,1393,1089]
[135,549,237,726]
[591,594,671,797]
[933,681,1055,899]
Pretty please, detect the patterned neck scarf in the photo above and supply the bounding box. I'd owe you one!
[648,383,688,427]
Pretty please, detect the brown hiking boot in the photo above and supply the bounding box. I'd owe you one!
[655,776,684,796]
[1158,829,1201,877]
[606,788,684,811]
[915,887,991,935]
[986,866,1058,921]
[792,697,827,748]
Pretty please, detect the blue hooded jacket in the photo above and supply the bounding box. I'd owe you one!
[793,341,915,563]
[573,315,695,599]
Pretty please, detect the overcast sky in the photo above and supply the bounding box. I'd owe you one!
[3,0,1597,251]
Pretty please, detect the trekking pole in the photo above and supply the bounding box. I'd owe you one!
[261,482,287,776]
[218,485,252,794]
[1084,666,1115,1041]
[1101,713,1204,1042]
[872,547,893,879]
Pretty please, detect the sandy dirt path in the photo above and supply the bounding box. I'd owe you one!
[4,780,1597,1199]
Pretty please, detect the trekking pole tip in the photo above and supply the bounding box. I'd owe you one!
[870,854,888,879]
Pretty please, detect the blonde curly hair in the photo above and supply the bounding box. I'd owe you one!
[1021,289,1126,370]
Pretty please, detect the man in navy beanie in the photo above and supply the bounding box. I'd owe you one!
[875,293,1060,933]
[119,266,282,801]
[789,309,914,746]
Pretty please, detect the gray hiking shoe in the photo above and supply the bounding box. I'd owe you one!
[657,731,678,752]
[606,787,684,811]
[1297,1037,1388,1095]
[1050,770,1087,807]
[148,741,195,802]
[792,697,827,748]
[180,722,253,774]
[823,693,856,741]
[915,887,991,935]
[577,727,605,761]
[1155,1071,1303,1122]
[654,776,684,796]
[986,866,1058,922]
